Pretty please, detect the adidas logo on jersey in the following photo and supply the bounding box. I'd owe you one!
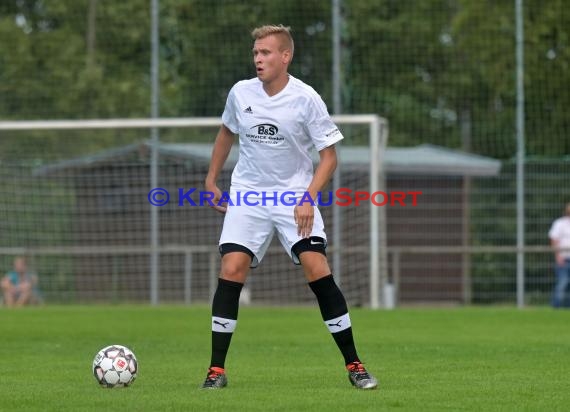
[243,106,253,114]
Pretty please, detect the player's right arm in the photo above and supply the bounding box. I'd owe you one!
[205,124,235,213]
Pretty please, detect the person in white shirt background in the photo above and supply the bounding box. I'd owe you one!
[548,202,570,308]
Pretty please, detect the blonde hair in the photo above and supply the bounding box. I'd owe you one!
[251,24,294,57]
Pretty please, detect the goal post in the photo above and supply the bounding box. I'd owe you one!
[0,115,389,308]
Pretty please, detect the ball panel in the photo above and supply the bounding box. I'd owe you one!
[119,370,132,384]
[113,357,128,372]
[93,351,105,368]
[94,366,104,381]
[100,357,113,370]
[128,359,138,373]
[104,370,120,385]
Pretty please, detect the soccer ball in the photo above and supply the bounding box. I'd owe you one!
[92,344,138,388]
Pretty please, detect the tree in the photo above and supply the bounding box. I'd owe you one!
[0,0,568,160]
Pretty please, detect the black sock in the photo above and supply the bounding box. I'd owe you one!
[309,274,360,365]
[210,278,243,369]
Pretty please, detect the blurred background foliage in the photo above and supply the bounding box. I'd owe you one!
[0,0,568,160]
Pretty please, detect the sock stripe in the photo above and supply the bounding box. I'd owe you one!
[212,316,237,333]
[324,313,351,333]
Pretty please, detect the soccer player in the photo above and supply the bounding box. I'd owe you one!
[202,24,377,390]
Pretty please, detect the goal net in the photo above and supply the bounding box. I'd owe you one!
[0,116,388,308]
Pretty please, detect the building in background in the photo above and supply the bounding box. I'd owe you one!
[32,142,500,305]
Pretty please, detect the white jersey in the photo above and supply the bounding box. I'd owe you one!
[222,75,344,194]
[549,216,570,258]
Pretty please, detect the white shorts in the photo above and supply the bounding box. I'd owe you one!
[218,195,327,267]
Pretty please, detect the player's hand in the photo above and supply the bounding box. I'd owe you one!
[204,180,227,214]
[556,253,565,266]
[294,202,314,238]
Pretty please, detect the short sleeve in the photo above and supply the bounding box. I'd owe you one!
[304,95,344,151]
[221,86,239,134]
[549,219,562,240]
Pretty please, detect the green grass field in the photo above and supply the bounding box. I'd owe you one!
[1,306,569,411]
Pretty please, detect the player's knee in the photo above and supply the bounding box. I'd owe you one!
[220,243,253,282]
[301,257,331,282]
[220,264,248,283]
[293,237,330,281]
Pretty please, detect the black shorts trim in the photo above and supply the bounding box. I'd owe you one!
[291,236,327,265]
[219,243,255,261]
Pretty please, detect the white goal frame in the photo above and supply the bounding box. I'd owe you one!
[0,116,389,308]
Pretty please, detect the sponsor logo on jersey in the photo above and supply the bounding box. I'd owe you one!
[326,127,342,139]
[243,106,253,114]
[246,123,284,145]
[251,123,278,135]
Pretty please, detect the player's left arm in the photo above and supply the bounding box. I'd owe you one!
[295,145,337,238]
